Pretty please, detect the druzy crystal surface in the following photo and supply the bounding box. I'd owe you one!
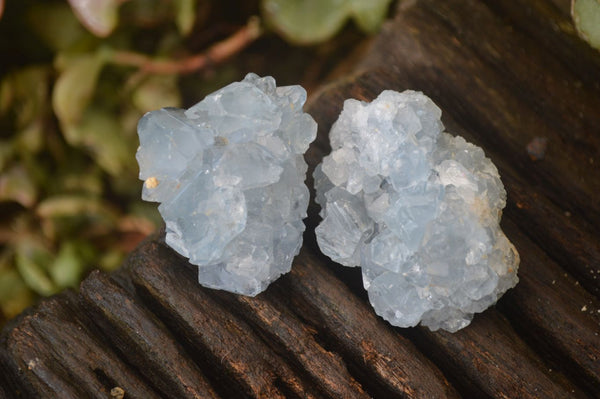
[136,73,317,296]
[314,90,519,332]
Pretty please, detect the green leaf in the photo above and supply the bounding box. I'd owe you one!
[132,75,182,113]
[36,195,118,224]
[97,249,124,272]
[67,0,124,37]
[261,0,393,44]
[0,67,50,132]
[129,201,162,227]
[15,241,57,297]
[350,0,393,33]
[36,195,119,241]
[52,53,105,129]
[0,141,14,171]
[0,67,49,159]
[57,167,104,196]
[124,0,175,27]
[49,241,93,289]
[262,0,348,44]
[0,164,37,208]
[27,3,89,52]
[572,0,600,50]
[174,0,197,35]
[16,119,44,154]
[0,75,12,116]
[0,268,34,320]
[61,107,132,175]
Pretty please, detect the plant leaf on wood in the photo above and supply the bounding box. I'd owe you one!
[261,0,393,44]
[572,0,600,50]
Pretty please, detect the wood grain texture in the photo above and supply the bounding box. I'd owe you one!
[2,0,600,397]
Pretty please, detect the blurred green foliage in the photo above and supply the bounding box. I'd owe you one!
[0,0,391,324]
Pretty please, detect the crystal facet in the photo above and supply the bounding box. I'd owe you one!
[314,90,519,332]
[137,73,317,296]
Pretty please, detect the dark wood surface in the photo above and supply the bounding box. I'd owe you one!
[2,0,599,397]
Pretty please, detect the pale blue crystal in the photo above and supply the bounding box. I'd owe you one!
[315,90,519,332]
[137,73,317,296]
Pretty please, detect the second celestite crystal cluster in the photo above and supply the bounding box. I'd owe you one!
[136,73,317,296]
[314,90,519,332]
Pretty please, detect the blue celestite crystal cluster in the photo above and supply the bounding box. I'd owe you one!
[136,73,317,296]
[314,90,519,332]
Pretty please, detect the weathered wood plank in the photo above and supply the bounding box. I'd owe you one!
[483,0,600,88]
[127,232,460,398]
[425,0,600,172]
[1,307,90,398]
[0,292,160,399]
[268,249,461,399]
[213,293,372,398]
[498,219,600,394]
[79,271,219,399]
[129,238,329,399]
[408,311,586,398]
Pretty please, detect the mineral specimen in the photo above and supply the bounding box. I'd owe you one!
[314,90,519,332]
[136,73,317,296]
